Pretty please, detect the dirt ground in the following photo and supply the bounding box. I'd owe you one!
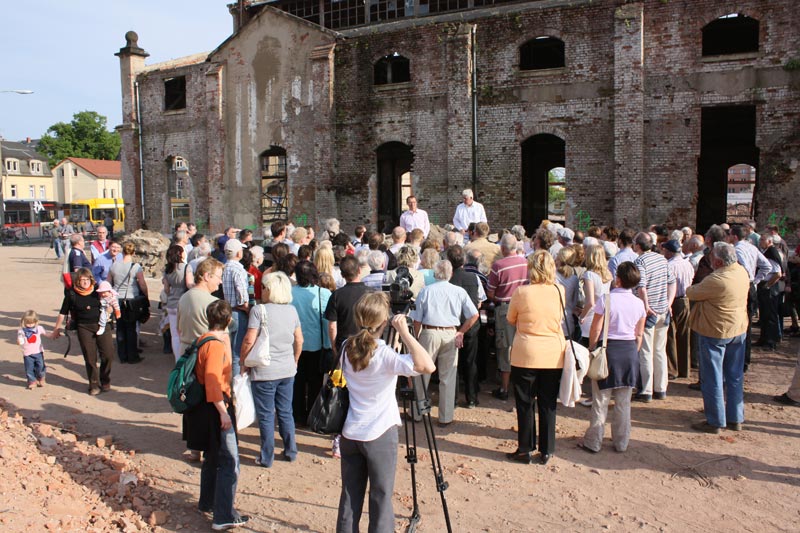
[0,244,798,532]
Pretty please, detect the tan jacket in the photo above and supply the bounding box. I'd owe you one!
[686,263,749,339]
[464,238,501,270]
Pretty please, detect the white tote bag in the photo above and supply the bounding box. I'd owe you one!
[244,304,271,368]
[233,373,256,431]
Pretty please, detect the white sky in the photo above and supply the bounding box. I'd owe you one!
[0,1,232,142]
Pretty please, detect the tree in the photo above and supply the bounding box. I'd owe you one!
[38,111,121,167]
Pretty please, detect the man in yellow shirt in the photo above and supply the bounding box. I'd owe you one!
[686,242,750,434]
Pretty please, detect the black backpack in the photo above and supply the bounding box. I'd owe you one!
[167,336,221,414]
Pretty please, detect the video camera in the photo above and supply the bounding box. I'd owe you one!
[388,266,415,308]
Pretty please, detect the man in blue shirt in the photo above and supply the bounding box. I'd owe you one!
[92,241,123,283]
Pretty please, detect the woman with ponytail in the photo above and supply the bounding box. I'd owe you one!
[336,292,435,533]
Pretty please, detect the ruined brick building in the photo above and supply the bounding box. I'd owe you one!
[116,0,799,235]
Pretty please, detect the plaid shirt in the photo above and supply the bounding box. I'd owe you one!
[222,260,248,308]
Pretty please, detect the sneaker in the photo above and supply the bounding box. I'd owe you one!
[89,387,101,396]
[691,421,722,434]
[652,391,667,400]
[726,422,742,431]
[332,435,341,459]
[212,515,250,530]
[773,393,800,407]
[633,393,652,403]
[491,388,509,401]
[579,398,593,407]
[96,327,105,336]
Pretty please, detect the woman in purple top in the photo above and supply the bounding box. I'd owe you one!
[579,262,646,453]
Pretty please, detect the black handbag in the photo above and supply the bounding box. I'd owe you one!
[307,344,349,434]
[120,264,150,323]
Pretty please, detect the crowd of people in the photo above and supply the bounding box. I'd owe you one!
[21,189,800,531]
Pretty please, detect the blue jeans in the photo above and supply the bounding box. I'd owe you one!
[24,353,46,383]
[230,310,248,376]
[698,333,746,427]
[199,424,240,524]
[251,377,297,466]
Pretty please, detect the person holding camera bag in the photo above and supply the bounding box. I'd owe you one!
[108,242,148,364]
[336,291,435,533]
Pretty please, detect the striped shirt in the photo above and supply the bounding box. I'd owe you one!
[634,251,675,314]
[667,255,695,298]
[487,255,528,302]
[734,240,775,284]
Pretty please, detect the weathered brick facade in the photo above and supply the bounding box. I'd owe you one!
[117,0,800,236]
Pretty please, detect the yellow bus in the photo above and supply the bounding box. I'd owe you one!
[73,198,126,232]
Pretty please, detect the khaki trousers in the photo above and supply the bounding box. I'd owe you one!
[583,381,633,452]
[415,328,458,423]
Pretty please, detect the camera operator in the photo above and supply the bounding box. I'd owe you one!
[410,260,479,426]
[336,292,435,533]
[384,246,425,299]
[446,245,486,408]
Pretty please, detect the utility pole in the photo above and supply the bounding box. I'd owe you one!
[0,90,35,241]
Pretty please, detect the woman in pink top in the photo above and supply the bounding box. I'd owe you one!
[579,261,646,454]
[506,251,566,465]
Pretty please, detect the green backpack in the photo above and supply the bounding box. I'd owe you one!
[167,336,221,414]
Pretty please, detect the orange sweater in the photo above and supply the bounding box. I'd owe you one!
[195,333,231,403]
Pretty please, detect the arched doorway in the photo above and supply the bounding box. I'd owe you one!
[697,106,758,232]
[521,134,566,230]
[376,142,413,230]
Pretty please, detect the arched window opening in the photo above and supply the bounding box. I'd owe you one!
[702,14,759,56]
[260,146,289,223]
[520,36,565,71]
[726,164,756,224]
[374,53,411,85]
[548,167,566,223]
[376,142,414,229]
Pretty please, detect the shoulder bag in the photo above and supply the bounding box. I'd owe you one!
[587,292,611,381]
[119,264,150,324]
[244,304,271,367]
[307,342,350,434]
[318,287,335,373]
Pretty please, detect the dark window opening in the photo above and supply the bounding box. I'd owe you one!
[520,37,565,71]
[702,14,759,56]
[697,106,758,232]
[374,53,411,85]
[376,142,413,228]
[164,76,187,111]
[521,134,565,230]
[261,146,289,224]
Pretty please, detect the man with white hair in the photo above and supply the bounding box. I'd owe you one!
[222,238,249,375]
[552,226,572,258]
[362,250,386,289]
[487,233,529,400]
[687,242,749,433]
[410,259,479,426]
[323,218,340,240]
[453,189,487,243]
[399,195,430,238]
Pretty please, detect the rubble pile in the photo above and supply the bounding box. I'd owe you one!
[123,229,170,278]
[0,400,173,532]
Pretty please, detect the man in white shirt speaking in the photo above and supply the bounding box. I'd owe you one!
[453,189,487,244]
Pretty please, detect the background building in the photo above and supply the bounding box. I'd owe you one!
[117,0,800,235]
[1,140,53,202]
[50,157,122,202]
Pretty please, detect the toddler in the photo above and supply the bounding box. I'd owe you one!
[17,310,54,389]
[96,281,121,335]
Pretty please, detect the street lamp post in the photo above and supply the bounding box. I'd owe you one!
[0,90,35,242]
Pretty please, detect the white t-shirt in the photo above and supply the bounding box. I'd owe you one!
[342,339,419,442]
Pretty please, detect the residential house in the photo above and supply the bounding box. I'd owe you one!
[50,157,122,202]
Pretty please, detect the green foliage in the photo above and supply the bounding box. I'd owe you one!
[784,58,800,71]
[38,111,121,167]
[548,185,565,204]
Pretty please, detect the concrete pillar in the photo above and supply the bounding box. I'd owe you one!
[612,3,645,227]
[115,32,149,231]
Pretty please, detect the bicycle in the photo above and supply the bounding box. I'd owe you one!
[1,226,30,245]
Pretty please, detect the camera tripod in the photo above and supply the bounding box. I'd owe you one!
[383,306,453,533]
